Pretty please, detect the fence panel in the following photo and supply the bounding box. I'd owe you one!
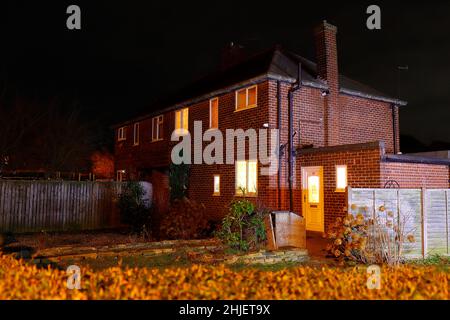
[426,190,448,255]
[0,181,128,233]
[348,188,450,258]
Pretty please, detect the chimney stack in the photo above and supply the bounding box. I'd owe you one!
[314,20,340,146]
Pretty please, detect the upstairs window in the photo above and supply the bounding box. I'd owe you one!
[235,85,257,111]
[133,123,140,146]
[235,160,258,196]
[209,98,219,129]
[118,127,126,141]
[175,108,189,135]
[152,115,164,141]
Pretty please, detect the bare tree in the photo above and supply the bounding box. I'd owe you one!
[0,94,45,175]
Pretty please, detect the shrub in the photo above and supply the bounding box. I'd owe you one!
[327,205,417,265]
[118,181,151,234]
[160,197,211,240]
[326,213,369,264]
[217,199,268,252]
[169,163,190,202]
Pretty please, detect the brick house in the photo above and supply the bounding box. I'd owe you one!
[114,21,450,233]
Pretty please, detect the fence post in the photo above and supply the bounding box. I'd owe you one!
[421,188,428,259]
[445,190,449,255]
[347,187,352,213]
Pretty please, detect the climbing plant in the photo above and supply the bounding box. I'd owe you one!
[169,163,190,203]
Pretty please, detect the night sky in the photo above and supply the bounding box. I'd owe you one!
[1,1,450,149]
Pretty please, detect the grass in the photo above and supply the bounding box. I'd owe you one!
[57,253,192,271]
[410,254,450,271]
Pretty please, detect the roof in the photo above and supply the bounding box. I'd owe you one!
[115,47,407,127]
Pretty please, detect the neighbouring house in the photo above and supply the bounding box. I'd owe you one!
[113,21,450,233]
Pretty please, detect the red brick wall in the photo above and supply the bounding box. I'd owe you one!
[339,95,396,154]
[296,144,383,231]
[381,162,450,189]
[315,21,340,146]
[187,81,273,221]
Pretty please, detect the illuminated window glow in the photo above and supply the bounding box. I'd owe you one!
[235,85,257,111]
[235,160,257,196]
[308,175,320,203]
[210,98,219,129]
[175,108,189,135]
[213,175,220,195]
[336,165,348,192]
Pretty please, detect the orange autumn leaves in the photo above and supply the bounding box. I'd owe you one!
[0,254,448,300]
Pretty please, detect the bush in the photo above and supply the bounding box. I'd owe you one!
[217,199,268,252]
[118,181,151,234]
[160,197,211,240]
[325,213,369,264]
[169,163,190,202]
[327,205,417,265]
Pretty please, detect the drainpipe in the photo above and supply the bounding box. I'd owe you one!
[277,80,282,208]
[391,104,398,154]
[287,63,302,212]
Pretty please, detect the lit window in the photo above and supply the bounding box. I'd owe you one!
[213,175,220,195]
[209,98,219,129]
[133,123,140,146]
[175,108,189,135]
[235,85,257,111]
[235,160,258,196]
[308,175,320,204]
[336,165,348,192]
[118,127,126,141]
[152,115,164,141]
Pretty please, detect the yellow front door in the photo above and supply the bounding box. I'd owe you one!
[302,167,324,232]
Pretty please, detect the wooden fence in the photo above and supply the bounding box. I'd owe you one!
[0,181,125,233]
[348,188,450,258]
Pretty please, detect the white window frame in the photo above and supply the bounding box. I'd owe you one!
[133,122,140,146]
[118,127,126,141]
[335,165,348,192]
[174,107,189,136]
[152,115,164,142]
[235,160,258,196]
[213,175,220,196]
[235,85,258,111]
[209,98,219,129]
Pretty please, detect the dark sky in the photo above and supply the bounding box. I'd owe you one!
[1,1,450,146]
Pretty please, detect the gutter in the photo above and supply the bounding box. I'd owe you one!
[382,154,450,166]
[340,88,408,106]
[112,73,328,129]
[277,80,282,208]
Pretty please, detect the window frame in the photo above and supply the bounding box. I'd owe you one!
[174,107,189,136]
[335,165,348,193]
[118,127,126,141]
[133,122,140,146]
[151,115,164,142]
[235,160,258,197]
[235,85,258,112]
[209,98,219,130]
[213,175,221,196]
